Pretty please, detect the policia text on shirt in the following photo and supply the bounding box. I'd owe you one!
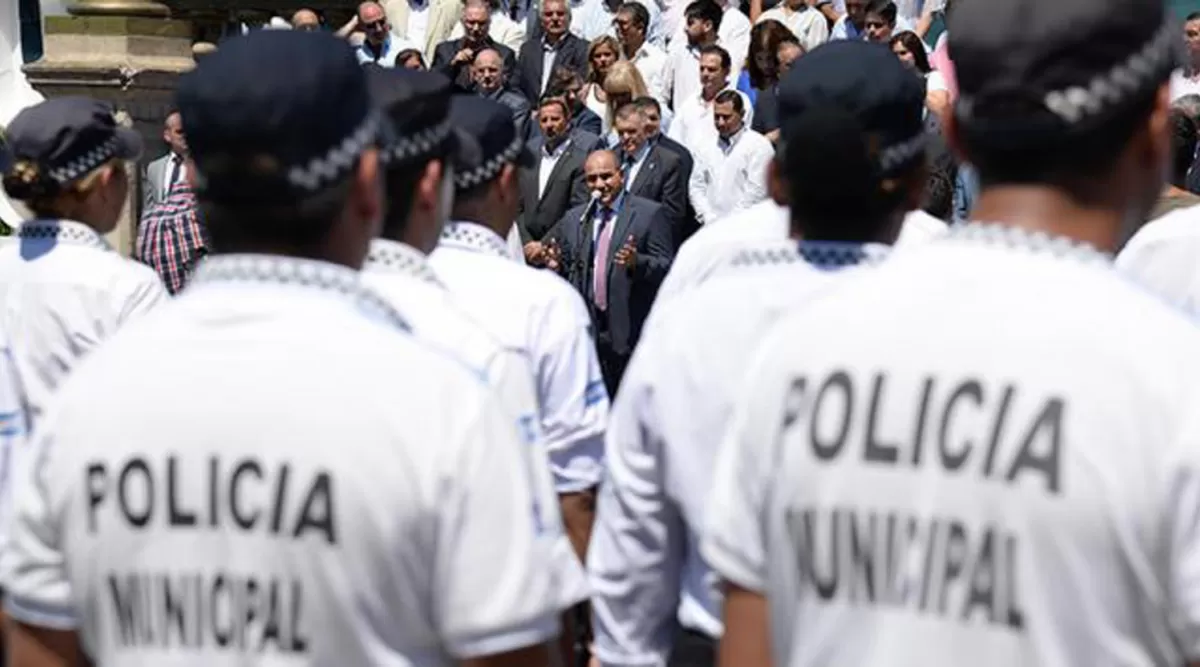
[84,455,335,653]
[768,369,1064,630]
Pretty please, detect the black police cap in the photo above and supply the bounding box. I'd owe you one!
[950,0,1178,148]
[777,40,927,175]
[447,95,536,192]
[365,66,474,169]
[176,30,379,206]
[3,97,142,194]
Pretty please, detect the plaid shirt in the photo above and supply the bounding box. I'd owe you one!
[136,181,208,295]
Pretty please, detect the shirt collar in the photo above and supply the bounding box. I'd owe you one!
[601,192,625,215]
[360,34,393,58]
[943,222,1113,265]
[727,240,890,270]
[718,127,745,153]
[441,221,513,258]
[15,219,112,252]
[365,239,443,286]
[625,141,651,165]
[543,136,572,157]
[189,254,411,332]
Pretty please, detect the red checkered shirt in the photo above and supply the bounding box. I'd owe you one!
[136,181,208,295]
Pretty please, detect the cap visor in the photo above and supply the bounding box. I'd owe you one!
[113,126,144,161]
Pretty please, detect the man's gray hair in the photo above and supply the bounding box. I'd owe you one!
[543,0,571,17]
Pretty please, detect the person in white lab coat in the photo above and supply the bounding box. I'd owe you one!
[0,97,167,430]
[3,31,564,667]
[429,95,608,565]
[588,39,926,667]
[707,2,1200,666]
[361,67,589,663]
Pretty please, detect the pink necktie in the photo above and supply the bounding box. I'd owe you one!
[593,209,614,311]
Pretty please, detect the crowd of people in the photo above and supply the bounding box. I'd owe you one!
[3,0,1200,665]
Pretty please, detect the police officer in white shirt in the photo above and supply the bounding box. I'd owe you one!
[704,1,1200,665]
[428,95,608,565]
[688,89,773,225]
[0,97,168,430]
[362,66,589,654]
[589,39,926,667]
[4,30,563,667]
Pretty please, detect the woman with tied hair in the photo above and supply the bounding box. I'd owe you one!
[0,97,167,429]
[890,29,950,120]
[582,35,622,134]
[602,60,674,146]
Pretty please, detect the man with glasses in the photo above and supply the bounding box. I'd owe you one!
[354,1,418,66]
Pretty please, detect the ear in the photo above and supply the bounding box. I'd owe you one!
[1145,82,1172,178]
[497,163,518,197]
[415,160,445,213]
[941,110,970,166]
[351,148,384,231]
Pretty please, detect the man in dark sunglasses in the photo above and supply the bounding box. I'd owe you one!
[354,1,418,66]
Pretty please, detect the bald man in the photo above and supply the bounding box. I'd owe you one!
[473,48,532,140]
[547,150,674,394]
[353,1,419,66]
[291,8,321,30]
[433,0,518,89]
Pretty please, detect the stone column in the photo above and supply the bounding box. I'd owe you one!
[23,4,193,255]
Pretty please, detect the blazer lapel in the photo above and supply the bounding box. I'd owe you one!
[630,150,659,195]
[606,201,636,280]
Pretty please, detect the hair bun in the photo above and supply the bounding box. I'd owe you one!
[2,160,59,201]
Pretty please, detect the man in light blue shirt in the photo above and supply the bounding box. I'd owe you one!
[355,1,418,66]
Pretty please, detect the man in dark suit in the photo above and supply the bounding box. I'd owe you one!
[472,48,532,141]
[516,0,589,103]
[547,150,673,394]
[519,97,591,253]
[612,102,688,250]
[634,95,701,244]
[546,67,604,136]
[431,0,517,90]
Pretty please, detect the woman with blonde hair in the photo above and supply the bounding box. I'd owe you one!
[582,35,621,134]
[0,97,166,428]
[602,61,673,146]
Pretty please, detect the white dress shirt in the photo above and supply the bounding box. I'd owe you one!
[652,201,945,304]
[589,240,888,664]
[407,0,431,51]
[664,40,744,110]
[688,126,773,225]
[1116,204,1200,312]
[629,41,671,103]
[429,221,609,492]
[756,5,828,51]
[160,153,188,196]
[362,239,587,609]
[621,142,652,192]
[539,138,572,199]
[0,220,167,429]
[2,254,562,665]
[573,0,666,47]
[704,223,1200,667]
[666,88,753,148]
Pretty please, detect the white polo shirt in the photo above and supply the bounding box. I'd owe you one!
[3,254,562,665]
[429,221,608,493]
[361,238,588,607]
[0,219,167,429]
[1115,205,1200,313]
[589,240,888,665]
[704,223,1200,667]
[652,201,946,304]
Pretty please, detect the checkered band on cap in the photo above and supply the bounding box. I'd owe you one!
[455,136,522,190]
[956,21,1177,127]
[382,119,452,166]
[878,132,928,174]
[286,112,381,192]
[46,136,119,185]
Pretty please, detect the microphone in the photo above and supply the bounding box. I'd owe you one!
[579,190,602,225]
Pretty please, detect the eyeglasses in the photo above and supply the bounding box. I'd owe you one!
[295,23,320,31]
[363,19,387,30]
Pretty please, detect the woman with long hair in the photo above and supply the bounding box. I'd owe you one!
[890,30,950,119]
[583,35,621,134]
[741,19,797,141]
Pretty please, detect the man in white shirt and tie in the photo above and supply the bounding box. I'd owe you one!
[689,89,772,225]
[142,109,189,211]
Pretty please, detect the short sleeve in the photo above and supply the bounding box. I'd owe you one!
[435,391,562,659]
[926,70,949,93]
[115,264,169,324]
[533,286,608,493]
[3,411,78,630]
[701,337,793,594]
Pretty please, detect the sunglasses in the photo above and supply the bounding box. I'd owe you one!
[363,19,387,30]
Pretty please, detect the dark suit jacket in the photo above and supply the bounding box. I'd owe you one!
[518,136,591,242]
[651,134,698,246]
[431,38,518,91]
[552,194,673,359]
[570,106,603,137]
[516,33,589,103]
[619,143,688,249]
